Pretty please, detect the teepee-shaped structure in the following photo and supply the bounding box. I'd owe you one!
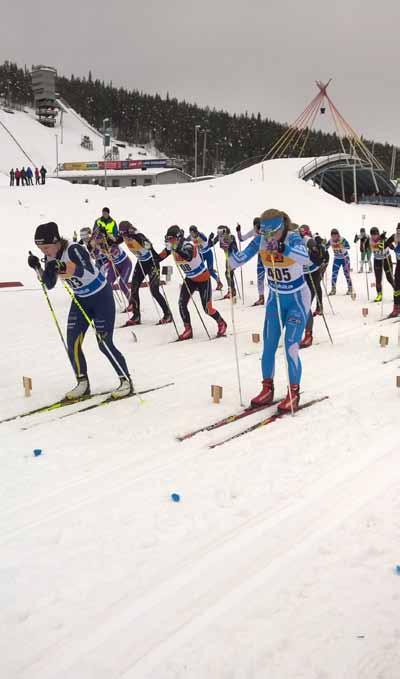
[262,79,383,171]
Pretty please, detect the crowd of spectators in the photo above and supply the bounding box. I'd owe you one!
[9,165,47,186]
[359,191,400,207]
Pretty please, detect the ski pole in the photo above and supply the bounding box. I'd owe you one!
[321,274,335,315]
[237,239,245,304]
[149,251,180,339]
[212,242,222,281]
[365,265,370,301]
[225,253,245,407]
[380,259,386,319]
[136,257,162,321]
[62,282,133,386]
[306,271,333,345]
[172,253,212,340]
[102,238,126,311]
[271,254,294,416]
[30,255,75,376]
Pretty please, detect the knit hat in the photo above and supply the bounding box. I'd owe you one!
[34,222,60,245]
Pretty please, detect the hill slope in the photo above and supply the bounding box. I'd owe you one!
[1,160,399,679]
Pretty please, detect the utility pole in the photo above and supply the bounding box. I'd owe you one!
[60,109,64,144]
[103,117,110,190]
[194,124,201,180]
[202,128,208,176]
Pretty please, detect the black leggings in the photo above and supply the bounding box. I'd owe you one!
[67,284,129,379]
[394,261,400,303]
[179,277,222,325]
[305,270,322,332]
[130,258,169,319]
[374,258,394,294]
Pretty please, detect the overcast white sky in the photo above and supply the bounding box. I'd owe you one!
[1,0,399,145]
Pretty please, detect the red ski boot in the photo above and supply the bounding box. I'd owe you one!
[157,315,173,325]
[387,304,400,318]
[178,324,193,341]
[253,294,265,306]
[277,384,300,413]
[124,316,141,327]
[250,379,274,408]
[300,330,313,349]
[216,318,227,337]
[312,307,322,317]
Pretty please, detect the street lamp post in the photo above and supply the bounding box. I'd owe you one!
[55,134,59,177]
[194,124,201,180]
[202,129,208,176]
[103,117,110,190]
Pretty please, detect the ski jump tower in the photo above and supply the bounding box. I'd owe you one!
[31,65,58,127]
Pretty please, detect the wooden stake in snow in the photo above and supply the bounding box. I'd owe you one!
[396,376,400,388]
[211,385,223,404]
[252,333,260,343]
[379,336,389,348]
[23,376,32,397]
[351,292,356,301]
[362,308,368,317]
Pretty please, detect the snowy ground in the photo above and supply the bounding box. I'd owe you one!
[1,160,400,678]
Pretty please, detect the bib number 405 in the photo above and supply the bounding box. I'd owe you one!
[267,267,291,282]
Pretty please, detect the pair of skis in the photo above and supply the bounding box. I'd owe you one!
[177,395,329,448]
[0,383,174,426]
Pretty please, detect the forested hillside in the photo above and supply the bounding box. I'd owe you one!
[0,60,397,175]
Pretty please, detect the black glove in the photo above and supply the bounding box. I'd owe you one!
[208,232,214,241]
[46,260,67,276]
[28,252,40,270]
[236,223,241,233]
[277,241,286,253]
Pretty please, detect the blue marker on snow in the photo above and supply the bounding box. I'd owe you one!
[395,565,400,575]
[171,493,180,502]
[33,449,42,457]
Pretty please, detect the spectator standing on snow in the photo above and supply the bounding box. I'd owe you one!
[40,165,47,185]
[21,167,27,186]
[9,169,15,186]
[15,168,21,186]
[35,167,40,185]
[26,166,33,185]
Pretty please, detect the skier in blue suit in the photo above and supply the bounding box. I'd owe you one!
[326,228,353,295]
[222,208,312,413]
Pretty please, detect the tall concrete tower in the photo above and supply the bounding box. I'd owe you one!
[31,65,58,127]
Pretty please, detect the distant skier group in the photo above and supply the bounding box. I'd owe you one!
[27,206,400,415]
[9,165,47,186]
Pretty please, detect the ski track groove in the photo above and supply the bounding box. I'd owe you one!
[17,442,400,679]
[1,326,390,542]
